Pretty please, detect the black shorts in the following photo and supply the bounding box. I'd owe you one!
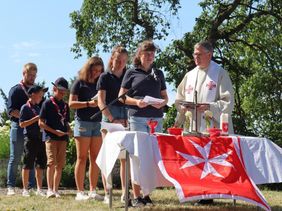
[23,136,47,169]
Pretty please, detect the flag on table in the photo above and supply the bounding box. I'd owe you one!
[156,135,270,211]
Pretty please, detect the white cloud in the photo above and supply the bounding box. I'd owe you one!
[13,41,40,49]
[10,41,41,62]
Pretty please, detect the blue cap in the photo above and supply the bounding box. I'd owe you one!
[27,85,48,95]
[52,77,69,90]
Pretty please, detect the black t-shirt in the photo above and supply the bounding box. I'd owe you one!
[20,103,41,139]
[121,67,166,117]
[39,97,70,141]
[96,71,125,106]
[7,84,29,122]
[70,79,101,122]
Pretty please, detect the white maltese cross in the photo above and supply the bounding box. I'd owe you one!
[176,140,233,179]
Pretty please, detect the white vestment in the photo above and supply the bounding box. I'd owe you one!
[175,61,234,133]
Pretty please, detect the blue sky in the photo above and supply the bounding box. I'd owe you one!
[0,0,202,111]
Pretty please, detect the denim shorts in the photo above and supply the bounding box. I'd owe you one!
[128,116,163,133]
[102,105,128,122]
[74,119,101,137]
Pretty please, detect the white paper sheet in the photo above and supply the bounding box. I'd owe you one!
[143,95,165,105]
[100,121,125,133]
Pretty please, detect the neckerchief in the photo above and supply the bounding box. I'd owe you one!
[50,96,67,126]
[26,100,39,116]
[19,80,29,97]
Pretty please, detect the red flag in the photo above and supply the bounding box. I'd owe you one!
[156,135,270,211]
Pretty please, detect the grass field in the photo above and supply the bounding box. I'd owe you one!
[0,188,281,211]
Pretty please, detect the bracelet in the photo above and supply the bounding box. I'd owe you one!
[86,101,89,107]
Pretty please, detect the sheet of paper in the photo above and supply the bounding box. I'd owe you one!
[91,93,98,101]
[143,95,165,105]
[100,122,125,133]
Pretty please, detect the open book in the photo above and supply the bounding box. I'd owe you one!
[177,100,209,109]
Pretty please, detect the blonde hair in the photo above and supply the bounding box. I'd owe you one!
[133,40,157,66]
[107,46,128,70]
[78,56,104,83]
[23,63,37,74]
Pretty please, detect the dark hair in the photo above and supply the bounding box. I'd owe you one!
[133,40,158,66]
[194,41,214,53]
[107,46,128,70]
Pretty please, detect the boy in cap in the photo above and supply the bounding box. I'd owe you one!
[19,85,48,197]
[39,77,71,198]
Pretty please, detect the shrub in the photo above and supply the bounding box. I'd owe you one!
[0,125,10,159]
[61,163,76,188]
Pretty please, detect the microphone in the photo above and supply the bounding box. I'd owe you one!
[151,68,158,81]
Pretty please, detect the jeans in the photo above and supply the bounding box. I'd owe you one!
[102,105,128,122]
[128,116,163,133]
[7,121,35,188]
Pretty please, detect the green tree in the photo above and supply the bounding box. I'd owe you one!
[158,0,281,143]
[70,0,180,57]
[0,88,9,126]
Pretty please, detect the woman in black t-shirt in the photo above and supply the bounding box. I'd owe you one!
[119,40,168,207]
[97,46,128,203]
[69,57,105,201]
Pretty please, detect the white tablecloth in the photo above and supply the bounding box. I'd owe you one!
[96,132,282,195]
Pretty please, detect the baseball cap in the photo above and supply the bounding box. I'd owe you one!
[27,85,48,95]
[51,77,69,90]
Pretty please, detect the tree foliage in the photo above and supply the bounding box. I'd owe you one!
[158,0,282,143]
[70,0,180,57]
[0,88,9,126]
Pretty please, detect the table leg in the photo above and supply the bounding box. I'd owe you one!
[125,151,129,211]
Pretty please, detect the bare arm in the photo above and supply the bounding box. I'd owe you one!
[118,87,148,108]
[151,90,169,109]
[97,90,115,122]
[68,94,98,109]
[19,115,39,128]
[38,118,66,137]
[10,109,20,119]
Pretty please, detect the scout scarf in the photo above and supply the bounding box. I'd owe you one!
[26,100,39,116]
[19,80,29,97]
[50,96,67,126]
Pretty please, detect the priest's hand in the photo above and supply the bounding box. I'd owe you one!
[197,104,210,112]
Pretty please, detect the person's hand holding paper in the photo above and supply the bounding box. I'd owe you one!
[143,95,165,109]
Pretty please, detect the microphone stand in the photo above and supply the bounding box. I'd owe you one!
[90,70,154,120]
[91,69,154,210]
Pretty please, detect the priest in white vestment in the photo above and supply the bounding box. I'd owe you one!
[175,41,234,133]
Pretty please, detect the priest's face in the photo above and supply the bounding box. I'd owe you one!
[193,46,212,69]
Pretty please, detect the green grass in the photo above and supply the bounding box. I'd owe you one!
[0,188,281,211]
